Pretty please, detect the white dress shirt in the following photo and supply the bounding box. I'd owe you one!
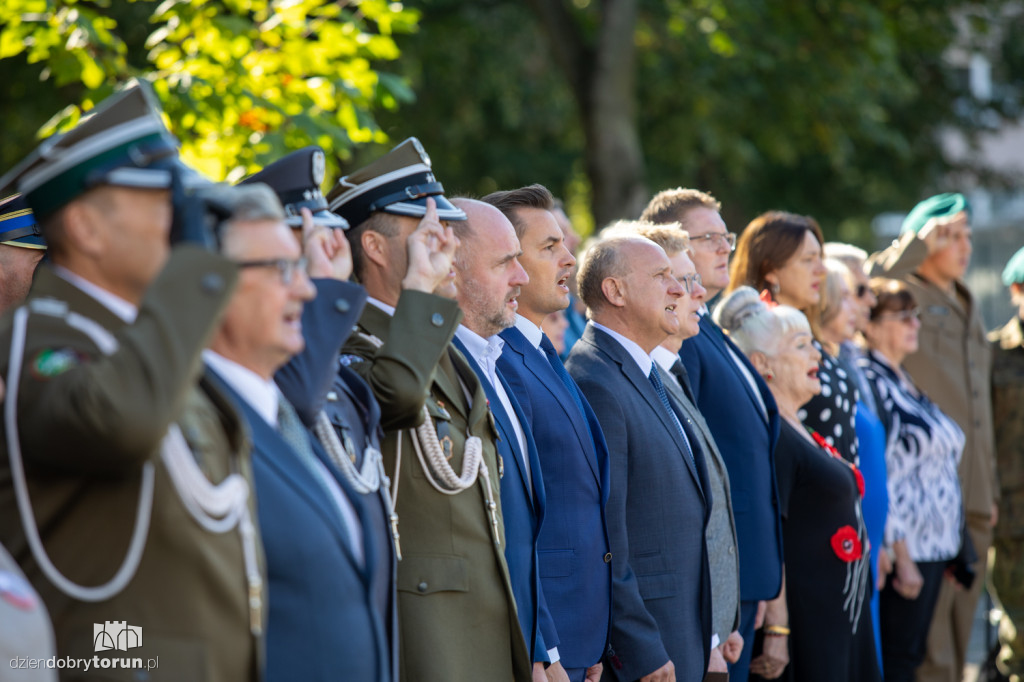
[513,314,545,352]
[455,326,530,488]
[366,296,396,317]
[651,346,682,390]
[204,350,364,564]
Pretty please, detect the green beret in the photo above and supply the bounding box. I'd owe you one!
[900,193,970,236]
[1003,245,1024,286]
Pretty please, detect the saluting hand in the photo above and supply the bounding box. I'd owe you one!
[402,198,459,294]
[919,217,952,256]
[302,207,353,281]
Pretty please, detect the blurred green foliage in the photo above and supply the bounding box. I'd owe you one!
[0,0,418,181]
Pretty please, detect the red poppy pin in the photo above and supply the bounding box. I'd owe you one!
[830,526,862,562]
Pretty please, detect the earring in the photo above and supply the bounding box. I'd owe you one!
[771,281,780,297]
[764,369,775,381]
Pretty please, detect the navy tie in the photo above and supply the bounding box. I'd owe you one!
[648,365,699,476]
[540,334,588,420]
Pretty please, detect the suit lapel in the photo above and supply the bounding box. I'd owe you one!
[452,336,534,510]
[698,315,769,427]
[502,327,602,485]
[209,368,362,569]
[587,326,706,496]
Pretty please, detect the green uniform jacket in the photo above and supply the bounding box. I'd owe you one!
[0,247,264,681]
[342,290,531,682]
[868,233,996,517]
[990,316,1024,537]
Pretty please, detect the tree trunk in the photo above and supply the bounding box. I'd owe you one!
[525,0,646,230]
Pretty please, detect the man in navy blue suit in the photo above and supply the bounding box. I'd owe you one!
[484,185,612,682]
[566,232,712,682]
[448,198,560,682]
[203,184,390,682]
[641,189,783,682]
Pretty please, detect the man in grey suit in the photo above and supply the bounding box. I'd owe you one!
[566,232,712,682]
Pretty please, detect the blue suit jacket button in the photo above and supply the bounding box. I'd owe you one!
[430,313,444,327]
[604,552,613,563]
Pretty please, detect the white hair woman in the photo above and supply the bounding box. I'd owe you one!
[716,286,879,682]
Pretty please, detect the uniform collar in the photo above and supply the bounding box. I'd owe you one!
[53,265,137,323]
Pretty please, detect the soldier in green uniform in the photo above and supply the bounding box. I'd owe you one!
[0,81,263,681]
[327,139,532,682]
[990,246,1024,681]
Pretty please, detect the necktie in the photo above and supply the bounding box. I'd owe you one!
[648,365,699,477]
[669,358,697,406]
[540,334,587,420]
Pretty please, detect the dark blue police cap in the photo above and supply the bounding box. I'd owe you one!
[239,146,348,229]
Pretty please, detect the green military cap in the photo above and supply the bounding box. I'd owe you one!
[326,137,466,228]
[900,192,971,236]
[1003,245,1024,286]
[0,79,201,221]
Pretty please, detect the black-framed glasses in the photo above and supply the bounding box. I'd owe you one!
[677,272,703,295]
[238,257,308,284]
[689,231,737,251]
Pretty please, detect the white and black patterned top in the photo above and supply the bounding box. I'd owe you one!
[861,350,964,562]
[799,343,859,464]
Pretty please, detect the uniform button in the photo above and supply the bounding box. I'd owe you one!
[604,552,612,563]
[335,298,350,313]
[729,546,735,555]
[326,391,338,402]
[201,273,224,294]
[417,581,428,593]
[431,313,444,327]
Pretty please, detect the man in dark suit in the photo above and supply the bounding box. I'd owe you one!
[566,232,712,682]
[484,185,612,682]
[202,183,389,681]
[642,188,783,682]
[448,198,560,680]
[242,147,402,682]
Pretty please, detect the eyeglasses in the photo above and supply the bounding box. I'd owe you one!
[238,257,308,285]
[677,272,703,295]
[875,307,919,324]
[689,231,737,251]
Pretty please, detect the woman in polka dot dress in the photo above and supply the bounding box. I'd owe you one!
[798,262,861,465]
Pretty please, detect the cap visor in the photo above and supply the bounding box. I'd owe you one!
[383,195,466,222]
[284,210,350,230]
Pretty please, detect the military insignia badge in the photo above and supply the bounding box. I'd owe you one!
[30,348,81,380]
[439,435,454,461]
[0,570,37,611]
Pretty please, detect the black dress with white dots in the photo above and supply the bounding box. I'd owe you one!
[799,342,860,464]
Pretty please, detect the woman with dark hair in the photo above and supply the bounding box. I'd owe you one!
[860,278,964,682]
[731,212,860,464]
[728,211,826,317]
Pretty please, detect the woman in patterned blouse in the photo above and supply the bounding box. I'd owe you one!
[860,278,964,682]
